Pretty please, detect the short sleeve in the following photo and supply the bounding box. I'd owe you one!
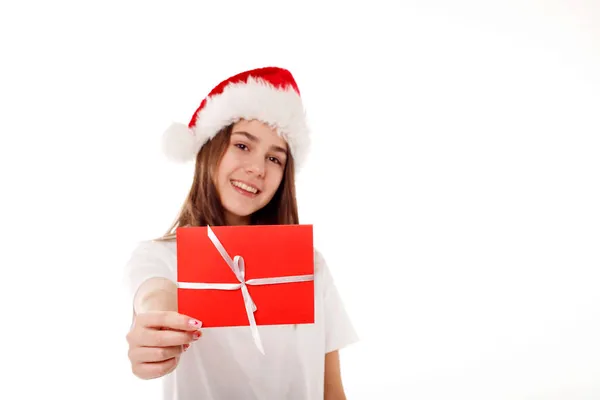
[316,250,359,354]
[122,240,177,307]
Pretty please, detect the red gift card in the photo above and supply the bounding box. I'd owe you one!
[176,224,315,329]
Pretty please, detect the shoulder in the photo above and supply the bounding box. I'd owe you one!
[313,247,335,287]
[313,247,326,274]
[312,246,360,351]
[123,238,178,304]
[127,238,177,266]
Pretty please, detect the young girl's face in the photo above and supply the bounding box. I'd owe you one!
[215,119,288,225]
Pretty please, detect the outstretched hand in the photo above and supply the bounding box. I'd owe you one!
[126,310,203,379]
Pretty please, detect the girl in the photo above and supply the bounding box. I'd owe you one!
[124,67,358,399]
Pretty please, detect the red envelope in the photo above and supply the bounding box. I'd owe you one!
[176,224,314,328]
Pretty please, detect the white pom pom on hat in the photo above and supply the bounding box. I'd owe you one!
[161,67,311,169]
[161,122,200,162]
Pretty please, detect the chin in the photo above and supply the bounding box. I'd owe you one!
[219,185,274,222]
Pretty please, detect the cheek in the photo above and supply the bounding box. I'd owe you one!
[266,167,285,192]
[216,153,238,183]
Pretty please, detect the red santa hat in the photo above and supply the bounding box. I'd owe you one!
[162,66,310,169]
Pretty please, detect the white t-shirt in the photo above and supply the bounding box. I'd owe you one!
[124,239,359,400]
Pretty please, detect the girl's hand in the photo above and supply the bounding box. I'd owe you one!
[126,310,202,379]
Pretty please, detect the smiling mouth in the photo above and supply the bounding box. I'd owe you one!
[230,180,260,195]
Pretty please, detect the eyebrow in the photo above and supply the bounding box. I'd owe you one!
[232,130,288,155]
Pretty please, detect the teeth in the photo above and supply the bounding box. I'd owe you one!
[231,180,258,194]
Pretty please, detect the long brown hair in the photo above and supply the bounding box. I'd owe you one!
[158,123,299,240]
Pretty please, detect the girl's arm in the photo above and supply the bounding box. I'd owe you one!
[134,277,178,314]
[127,277,200,380]
[324,350,347,400]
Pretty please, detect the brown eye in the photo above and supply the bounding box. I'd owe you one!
[268,156,281,165]
[235,143,248,151]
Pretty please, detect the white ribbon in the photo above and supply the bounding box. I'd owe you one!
[177,225,314,355]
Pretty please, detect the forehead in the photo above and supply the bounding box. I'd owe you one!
[232,119,288,149]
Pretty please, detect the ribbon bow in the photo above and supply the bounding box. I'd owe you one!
[177,225,314,354]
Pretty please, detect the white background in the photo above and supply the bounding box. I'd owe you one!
[1,1,599,399]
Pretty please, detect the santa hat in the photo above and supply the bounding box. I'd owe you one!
[162,67,310,169]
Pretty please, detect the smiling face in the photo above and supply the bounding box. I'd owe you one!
[213,119,289,225]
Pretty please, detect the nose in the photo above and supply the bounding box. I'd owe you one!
[245,156,265,177]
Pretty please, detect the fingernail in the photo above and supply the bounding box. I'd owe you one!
[183,344,190,351]
[189,319,202,328]
[193,331,202,340]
